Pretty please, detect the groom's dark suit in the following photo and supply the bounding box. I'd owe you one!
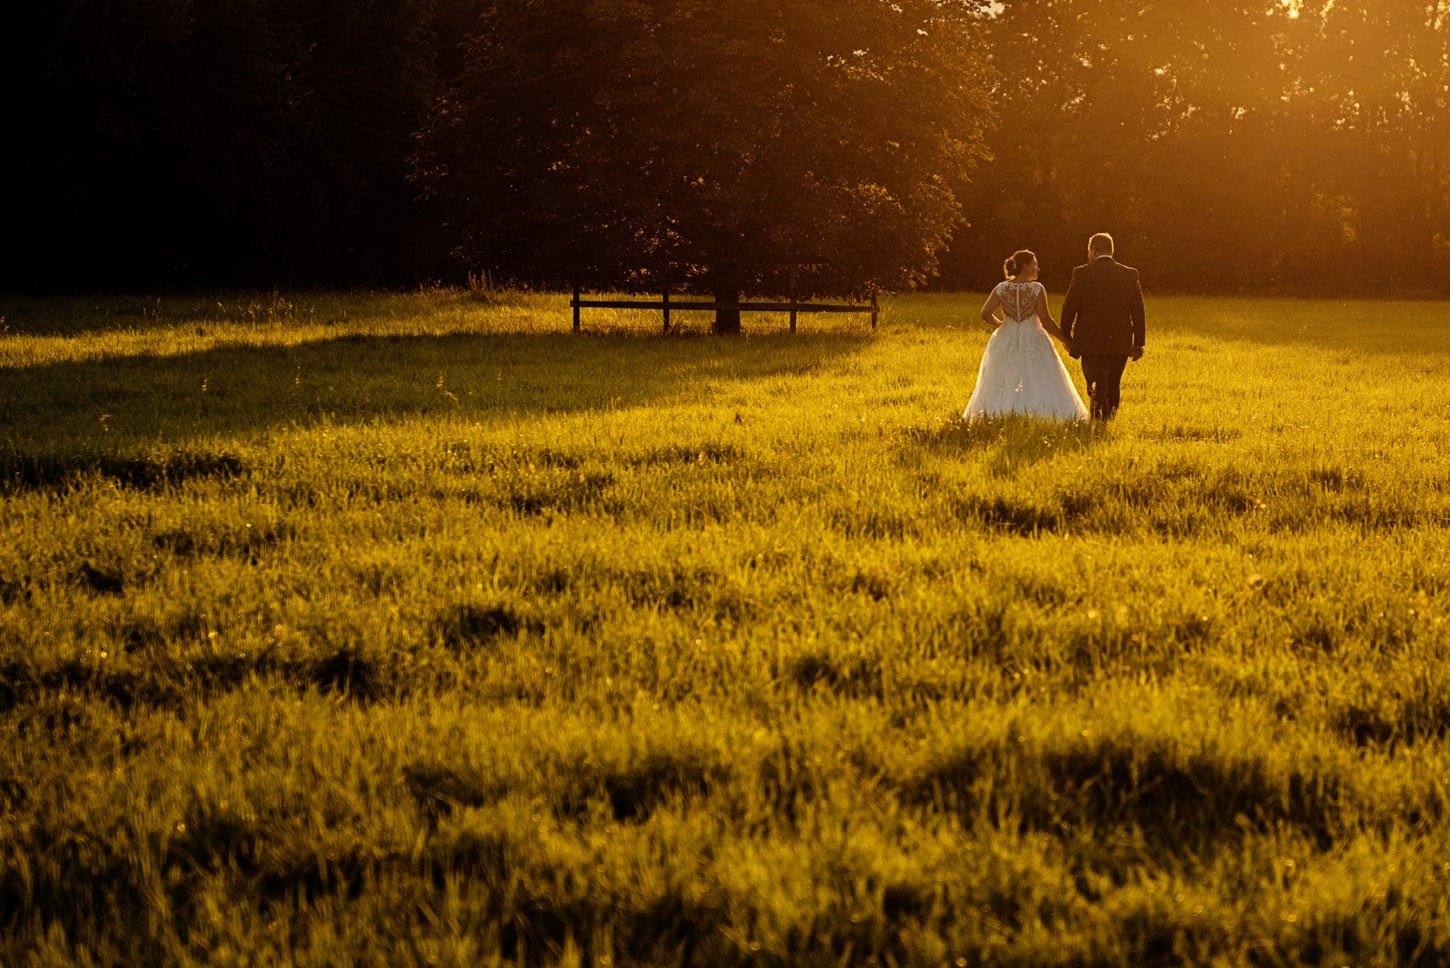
[1061,255,1146,420]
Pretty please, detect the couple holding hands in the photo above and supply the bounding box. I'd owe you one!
[964,232,1147,423]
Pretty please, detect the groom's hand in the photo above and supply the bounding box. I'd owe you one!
[1130,347,1145,362]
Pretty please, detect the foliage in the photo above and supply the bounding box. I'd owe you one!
[3,291,1450,964]
[949,0,1450,294]
[415,0,995,324]
[5,2,1448,296]
[0,0,473,289]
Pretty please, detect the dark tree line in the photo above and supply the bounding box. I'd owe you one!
[3,0,1447,296]
[0,1,474,289]
[946,0,1450,294]
[415,0,994,330]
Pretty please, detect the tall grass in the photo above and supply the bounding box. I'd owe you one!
[2,289,1449,965]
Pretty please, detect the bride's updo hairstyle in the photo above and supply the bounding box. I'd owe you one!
[1004,249,1037,279]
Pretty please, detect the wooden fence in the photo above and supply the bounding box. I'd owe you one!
[570,286,879,334]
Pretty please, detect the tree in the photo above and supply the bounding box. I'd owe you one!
[942,0,1450,296]
[1291,0,1450,289]
[944,0,1301,291]
[416,0,995,332]
[0,0,472,290]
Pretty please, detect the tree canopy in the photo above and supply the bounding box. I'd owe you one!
[946,0,1450,294]
[0,0,472,289]
[416,0,995,330]
[2,0,1446,298]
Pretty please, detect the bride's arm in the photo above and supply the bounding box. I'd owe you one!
[979,290,1003,328]
[1035,287,1065,341]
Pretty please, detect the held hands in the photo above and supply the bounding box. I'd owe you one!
[1053,333,1140,360]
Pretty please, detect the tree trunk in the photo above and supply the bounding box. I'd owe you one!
[711,263,742,335]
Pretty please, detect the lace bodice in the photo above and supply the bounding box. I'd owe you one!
[996,281,1043,323]
[965,279,1088,422]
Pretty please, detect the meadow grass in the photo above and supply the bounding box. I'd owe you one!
[2,289,1449,966]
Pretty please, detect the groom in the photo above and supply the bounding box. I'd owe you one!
[1061,233,1146,420]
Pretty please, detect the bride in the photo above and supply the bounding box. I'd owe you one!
[963,249,1089,422]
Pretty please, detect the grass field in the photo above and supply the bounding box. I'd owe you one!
[2,289,1449,966]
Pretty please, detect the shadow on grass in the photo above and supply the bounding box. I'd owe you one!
[0,451,246,494]
[902,415,1104,477]
[900,732,1345,864]
[0,329,871,468]
[0,645,387,715]
[1155,296,1450,357]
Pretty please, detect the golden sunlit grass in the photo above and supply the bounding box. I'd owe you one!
[2,290,1449,965]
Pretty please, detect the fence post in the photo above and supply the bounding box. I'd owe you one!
[870,290,879,330]
[662,287,671,334]
[789,264,799,334]
[572,283,581,333]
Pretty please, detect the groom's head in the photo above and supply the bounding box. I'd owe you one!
[1088,233,1115,259]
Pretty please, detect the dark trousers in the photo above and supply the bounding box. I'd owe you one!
[1080,355,1129,420]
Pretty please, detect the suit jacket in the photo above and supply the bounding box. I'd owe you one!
[1061,257,1146,357]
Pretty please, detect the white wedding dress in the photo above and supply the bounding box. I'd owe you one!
[963,281,1089,422]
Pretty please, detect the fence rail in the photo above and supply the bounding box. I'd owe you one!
[570,286,879,333]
